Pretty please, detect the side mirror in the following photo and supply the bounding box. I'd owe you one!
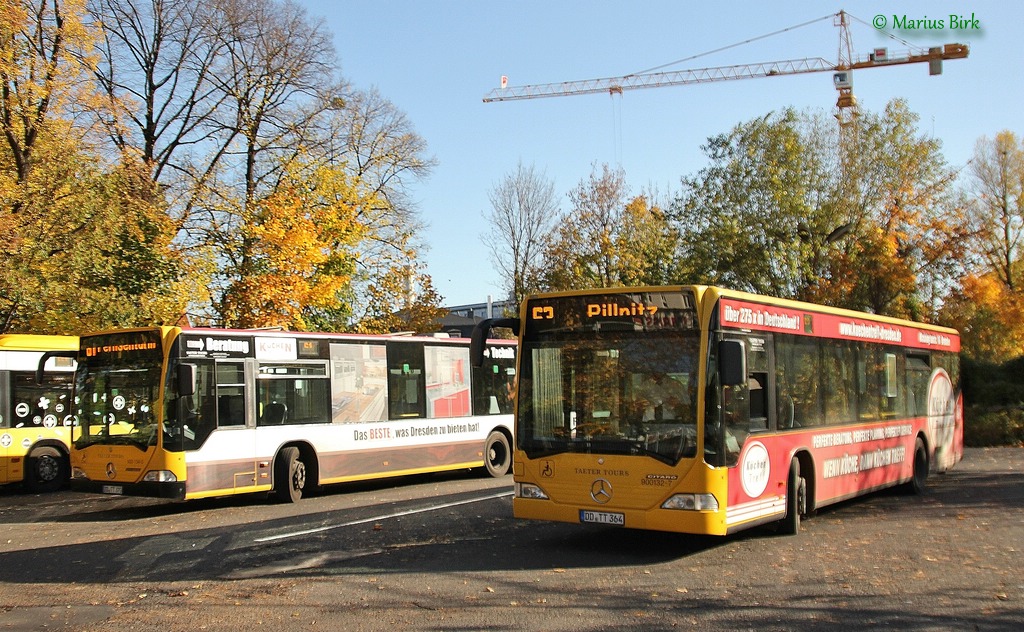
[470,318,520,368]
[177,363,196,397]
[36,350,78,385]
[718,340,746,387]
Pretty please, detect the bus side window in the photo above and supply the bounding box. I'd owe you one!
[776,366,794,430]
[907,354,930,417]
[218,394,245,426]
[745,337,769,433]
[748,373,768,431]
[386,343,426,419]
[216,362,246,427]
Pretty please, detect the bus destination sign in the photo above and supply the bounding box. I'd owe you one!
[82,330,163,367]
[527,290,698,335]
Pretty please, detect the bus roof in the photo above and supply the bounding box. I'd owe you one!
[520,285,959,337]
[0,334,79,351]
[706,286,960,337]
[74,326,512,346]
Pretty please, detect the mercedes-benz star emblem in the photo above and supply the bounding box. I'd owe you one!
[106,462,117,479]
[590,478,613,504]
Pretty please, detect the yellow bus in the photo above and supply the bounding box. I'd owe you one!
[66,327,516,501]
[0,334,78,492]
[472,286,962,535]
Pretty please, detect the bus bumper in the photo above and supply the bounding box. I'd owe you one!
[70,478,186,500]
[513,497,728,535]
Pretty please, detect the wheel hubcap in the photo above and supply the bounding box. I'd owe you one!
[37,456,59,482]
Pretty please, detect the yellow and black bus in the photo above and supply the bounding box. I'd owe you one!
[66,326,516,501]
[1,334,77,492]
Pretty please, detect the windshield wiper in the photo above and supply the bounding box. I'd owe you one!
[627,443,677,465]
[87,434,152,450]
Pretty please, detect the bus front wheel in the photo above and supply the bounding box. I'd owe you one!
[483,430,511,477]
[781,459,806,535]
[26,446,68,493]
[274,447,306,503]
[907,437,929,495]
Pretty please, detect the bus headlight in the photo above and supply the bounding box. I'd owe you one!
[142,470,178,483]
[71,467,88,480]
[515,482,549,500]
[661,493,719,511]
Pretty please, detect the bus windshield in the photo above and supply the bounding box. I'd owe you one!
[74,331,164,451]
[518,332,700,464]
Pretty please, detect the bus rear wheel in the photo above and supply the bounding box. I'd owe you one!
[483,430,511,477]
[26,446,68,493]
[781,459,806,535]
[274,447,306,503]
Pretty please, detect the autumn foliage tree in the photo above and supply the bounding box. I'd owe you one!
[671,101,967,320]
[1,0,187,333]
[941,130,1024,360]
[941,273,1024,360]
[2,0,445,335]
[353,260,447,334]
[218,161,371,329]
[541,164,678,291]
[836,100,970,319]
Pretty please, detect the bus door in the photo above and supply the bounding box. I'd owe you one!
[713,333,774,467]
[214,359,257,489]
[176,359,257,491]
[0,372,10,483]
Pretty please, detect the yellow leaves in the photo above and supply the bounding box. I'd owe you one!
[222,160,378,330]
[0,0,101,130]
[2,147,191,333]
[941,273,1024,360]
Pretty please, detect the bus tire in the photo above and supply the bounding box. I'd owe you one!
[907,437,929,495]
[26,446,68,493]
[274,447,306,503]
[483,430,511,477]
[781,459,805,535]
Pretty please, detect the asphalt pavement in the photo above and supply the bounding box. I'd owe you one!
[0,447,1021,631]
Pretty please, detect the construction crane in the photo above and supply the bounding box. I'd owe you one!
[482,11,968,123]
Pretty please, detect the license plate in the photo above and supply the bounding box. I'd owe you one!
[102,485,124,495]
[580,510,625,526]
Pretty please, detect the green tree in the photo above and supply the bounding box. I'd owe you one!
[672,101,967,319]
[671,109,839,298]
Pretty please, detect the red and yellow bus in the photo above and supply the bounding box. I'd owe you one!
[1,334,78,492]
[473,286,961,535]
[65,327,516,501]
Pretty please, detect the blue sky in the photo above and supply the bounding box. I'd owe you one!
[299,1,1021,307]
